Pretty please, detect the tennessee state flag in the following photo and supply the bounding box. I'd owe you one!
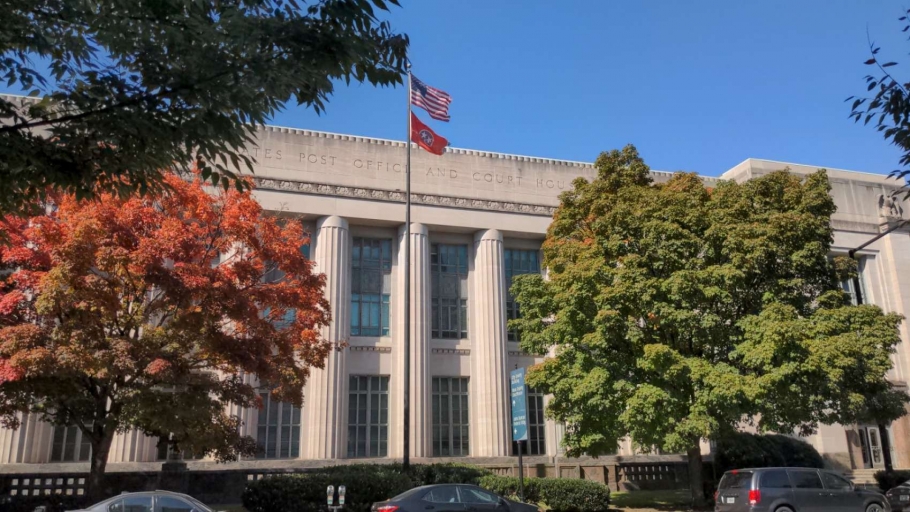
[411,113,448,155]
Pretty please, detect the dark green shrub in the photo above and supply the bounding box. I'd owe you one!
[0,494,92,512]
[413,463,492,484]
[477,475,541,504]
[243,464,609,512]
[714,432,824,473]
[536,478,610,512]
[874,470,910,492]
[242,465,415,512]
[478,475,609,512]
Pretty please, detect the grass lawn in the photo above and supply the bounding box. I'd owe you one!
[610,489,709,511]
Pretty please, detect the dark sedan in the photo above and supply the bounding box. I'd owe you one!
[371,484,538,512]
[886,481,910,511]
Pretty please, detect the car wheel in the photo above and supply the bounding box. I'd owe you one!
[774,507,794,512]
[866,503,885,512]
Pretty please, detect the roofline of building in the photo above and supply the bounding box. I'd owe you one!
[261,124,598,169]
[731,157,893,180]
[1,93,889,181]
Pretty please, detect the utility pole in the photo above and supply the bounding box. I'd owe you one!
[402,59,412,470]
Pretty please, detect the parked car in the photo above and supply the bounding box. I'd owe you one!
[885,480,910,511]
[714,467,889,512]
[371,484,539,512]
[68,490,211,512]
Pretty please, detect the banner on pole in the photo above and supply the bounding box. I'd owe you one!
[510,367,528,442]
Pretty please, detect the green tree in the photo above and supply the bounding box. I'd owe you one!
[511,146,906,506]
[0,0,408,215]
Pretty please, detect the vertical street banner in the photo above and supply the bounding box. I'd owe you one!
[510,367,528,442]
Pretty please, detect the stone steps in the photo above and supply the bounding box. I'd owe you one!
[845,468,880,486]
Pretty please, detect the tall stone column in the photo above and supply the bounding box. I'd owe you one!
[470,229,510,457]
[303,215,350,459]
[391,223,431,458]
[109,430,157,462]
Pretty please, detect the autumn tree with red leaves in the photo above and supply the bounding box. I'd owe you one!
[0,172,330,496]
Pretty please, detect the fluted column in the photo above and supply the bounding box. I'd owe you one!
[113,429,162,462]
[470,229,510,456]
[391,223,431,457]
[303,215,350,459]
[230,373,260,439]
[0,413,28,463]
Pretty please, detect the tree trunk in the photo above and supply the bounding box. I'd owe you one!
[87,426,116,501]
[879,422,894,473]
[687,444,707,508]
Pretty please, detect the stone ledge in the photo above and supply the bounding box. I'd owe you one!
[0,453,708,474]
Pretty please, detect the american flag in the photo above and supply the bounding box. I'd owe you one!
[411,75,452,122]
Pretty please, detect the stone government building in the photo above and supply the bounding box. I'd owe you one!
[2,124,910,482]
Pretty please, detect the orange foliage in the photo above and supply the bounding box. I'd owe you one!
[0,171,330,405]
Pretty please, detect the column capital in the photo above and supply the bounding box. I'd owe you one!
[398,222,429,237]
[317,215,349,231]
[474,228,503,242]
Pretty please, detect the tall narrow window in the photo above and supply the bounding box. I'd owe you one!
[505,249,541,341]
[431,244,468,339]
[50,425,91,462]
[432,377,469,456]
[352,238,392,337]
[840,256,868,305]
[512,387,546,456]
[347,376,389,458]
[256,391,301,458]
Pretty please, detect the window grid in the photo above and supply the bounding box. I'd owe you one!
[432,377,470,456]
[256,391,301,459]
[431,244,468,339]
[512,387,546,456]
[347,376,390,458]
[50,425,91,462]
[505,249,541,341]
[352,238,392,337]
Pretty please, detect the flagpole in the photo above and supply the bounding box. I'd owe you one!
[403,59,412,471]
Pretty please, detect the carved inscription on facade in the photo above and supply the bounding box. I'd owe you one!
[245,145,570,191]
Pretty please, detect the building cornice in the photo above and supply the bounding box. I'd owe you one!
[252,177,558,216]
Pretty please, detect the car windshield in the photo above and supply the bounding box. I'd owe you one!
[719,471,754,489]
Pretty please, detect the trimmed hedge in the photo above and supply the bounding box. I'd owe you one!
[477,475,610,512]
[243,464,610,512]
[242,464,492,512]
[874,470,910,492]
[0,495,93,512]
[714,432,824,473]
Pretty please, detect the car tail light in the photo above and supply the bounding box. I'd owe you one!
[748,489,761,506]
[713,490,719,502]
[377,506,399,512]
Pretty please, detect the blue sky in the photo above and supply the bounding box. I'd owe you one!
[271,0,910,178]
[3,1,909,178]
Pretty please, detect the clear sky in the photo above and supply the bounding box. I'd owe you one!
[3,1,909,178]
[269,0,910,178]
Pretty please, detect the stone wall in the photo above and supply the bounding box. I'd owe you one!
[0,456,700,505]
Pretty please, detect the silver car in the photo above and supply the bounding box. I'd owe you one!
[68,490,211,512]
[714,467,890,512]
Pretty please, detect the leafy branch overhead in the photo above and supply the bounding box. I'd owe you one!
[847,8,910,197]
[0,0,409,215]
